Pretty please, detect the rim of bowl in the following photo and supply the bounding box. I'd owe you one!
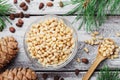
[23,15,78,70]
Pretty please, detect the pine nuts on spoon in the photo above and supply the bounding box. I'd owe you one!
[82,39,118,80]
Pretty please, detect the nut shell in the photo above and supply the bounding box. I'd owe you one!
[39,2,44,9]
[42,73,48,80]
[22,5,28,11]
[81,58,89,64]
[24,14,30,18]
[25,0,30,3]
[14,13,20,18]
[18,19,24,24]
[75,69,80,76]
[47,2,53,7]
[16,23,23,27]
[20,2,26,7]
[19,12,24,18]
[14,0,17,4]
[9,27,15,33]
[9,14,15,20]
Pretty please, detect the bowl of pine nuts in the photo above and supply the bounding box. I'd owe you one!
[24,15,78,70]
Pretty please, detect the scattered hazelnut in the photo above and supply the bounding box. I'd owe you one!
[14,13,20,18]
[25,0,30,3]
[24,14,30,18]
[39,2,44,9]
[16,23,22,27]
[20,2,26,7]
[59,1,64,7]
[22,5,28,11]
[9,14,15,20]
[42,73,48,80]
[18,19,24,24]
[9,27,15,33]
[81,58,89,64]
[75,69,80,76]
[14,0,17,4]
[54,75,60,80]
[47,2,53,7]
[19,12,24,18]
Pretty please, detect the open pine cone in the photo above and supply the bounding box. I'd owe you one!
[0,68,37,80]
[0,36,18,69]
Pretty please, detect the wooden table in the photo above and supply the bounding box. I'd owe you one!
[1,0,120,80]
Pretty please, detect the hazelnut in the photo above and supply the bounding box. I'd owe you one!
[25,0,30,3]
[39,2,44,9]
[22,5,28,11]
[75,69,80,76]
[24,14,30,18]
[14,13,20,18]
[9,27,15,33]
[47,2,53,7]
[59,1,64,7]
[54,75,60,80]
[19,12,24,18]
[81,58,89,64]
[16,23,22,27]
[9,14,15,20]
[42,73,48,80]
[14,0,17,4]
[20,2,26,7]
[18,19,24,24]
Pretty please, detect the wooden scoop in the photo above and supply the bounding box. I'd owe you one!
[82,39,115,80]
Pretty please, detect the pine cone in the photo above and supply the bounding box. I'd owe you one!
[0,36,18,69]
[0,68,37,80]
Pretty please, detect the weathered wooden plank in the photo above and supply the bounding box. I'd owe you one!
[8,0,120,15]
[1,16,120,71]
[8,0,75,14]
[36,71,98,80]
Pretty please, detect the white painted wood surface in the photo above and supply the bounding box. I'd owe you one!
[9,0,76,14]
[0,0,120,80]
[36,72,98,80]
[1,16,120,80]
[8,0,120,15]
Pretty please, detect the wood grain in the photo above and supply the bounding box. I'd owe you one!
[82,53,106,80]
[0,0,120,79]
[36,71,98,80]
[1,16,120,71]
[8,0,120,15]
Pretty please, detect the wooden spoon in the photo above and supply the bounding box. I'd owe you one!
[82,39,115,80]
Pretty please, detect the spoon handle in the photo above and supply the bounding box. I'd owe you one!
[82,55,105,80]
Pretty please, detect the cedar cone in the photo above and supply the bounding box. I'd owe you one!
[0,67,37,80]
[0,36,18,69]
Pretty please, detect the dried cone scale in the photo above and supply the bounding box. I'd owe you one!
[0,36,18,69]
[0,68,37,80]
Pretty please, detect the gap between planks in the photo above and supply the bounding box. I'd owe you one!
[2,14,120,16]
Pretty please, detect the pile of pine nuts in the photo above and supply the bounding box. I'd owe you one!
[83,31,120,59]
[26,18,75,67]
[84,31,103,45]
[99,38,120,59]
